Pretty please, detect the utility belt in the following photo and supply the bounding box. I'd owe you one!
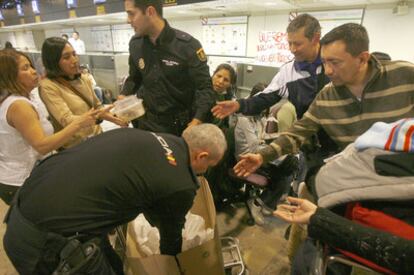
[141,109,192,135]
[145,109,191,126]
[3,204,115,275]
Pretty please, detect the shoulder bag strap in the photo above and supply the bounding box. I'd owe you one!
[54,77,99,109]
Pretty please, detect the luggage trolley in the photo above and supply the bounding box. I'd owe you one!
[221,236,247,275]
[109,224,128,262]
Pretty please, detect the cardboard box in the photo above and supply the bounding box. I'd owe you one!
[125,177,225,275]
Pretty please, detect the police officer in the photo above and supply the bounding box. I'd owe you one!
[4,124,226,275]
[122,0,215,136]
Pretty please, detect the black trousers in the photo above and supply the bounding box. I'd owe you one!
[260,155,299,209]
[4,205,124,275]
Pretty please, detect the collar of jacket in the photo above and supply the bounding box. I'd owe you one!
[294,55,323,74]
[144,19,174,46]
[62,73,81,81]
[363,55,382,87]
[370,54,383,75]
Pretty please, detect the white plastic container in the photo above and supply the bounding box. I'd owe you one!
[112,95,145,121]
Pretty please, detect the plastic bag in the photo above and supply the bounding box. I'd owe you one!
[131,212,214,256]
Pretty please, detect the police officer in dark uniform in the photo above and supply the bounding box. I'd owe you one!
[122,0,215,136]
[3,124,226,275]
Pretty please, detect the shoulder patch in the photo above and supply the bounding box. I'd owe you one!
[196,48,207,62]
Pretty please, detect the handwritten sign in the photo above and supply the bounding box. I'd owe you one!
[255,31,293,66]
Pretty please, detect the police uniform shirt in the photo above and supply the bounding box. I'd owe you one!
[18,128,199,255]
[122,20,215,125]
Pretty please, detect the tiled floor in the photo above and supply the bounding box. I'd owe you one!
[217,203,290,274]
[0,200,290,275]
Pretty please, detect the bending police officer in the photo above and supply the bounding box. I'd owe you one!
[4,124,226,275]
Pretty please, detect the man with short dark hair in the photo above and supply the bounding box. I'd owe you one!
[121,0,215,136]
[233,23,414,181]
[4,124,226,274]
[212,13,330,120]
[61,33,69,40]
[212,14,334,223]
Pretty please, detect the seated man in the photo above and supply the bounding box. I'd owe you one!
[4,124,226,275]
[231,23,414,260]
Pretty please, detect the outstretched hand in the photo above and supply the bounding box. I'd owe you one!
[73,108,101,128]
[273,197,317,225]
[233,153,263,177]
[211,100,240,119]
[94,105,128,127]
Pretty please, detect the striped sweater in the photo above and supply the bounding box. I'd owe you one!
[259,57,414,162]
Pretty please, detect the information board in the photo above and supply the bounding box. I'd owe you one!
[202,16,247,57]
[90,25,113,52]
[111,24,135,52]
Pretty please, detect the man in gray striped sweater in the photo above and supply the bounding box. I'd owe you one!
[234,23,414,179]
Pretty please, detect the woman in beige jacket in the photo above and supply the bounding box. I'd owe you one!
[40,37,127,149]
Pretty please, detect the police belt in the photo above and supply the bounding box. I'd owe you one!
[4,204,67,273]
[145,109,191,125]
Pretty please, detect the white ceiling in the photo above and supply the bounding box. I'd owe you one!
[163,0,413,18]
[1,0,412,31]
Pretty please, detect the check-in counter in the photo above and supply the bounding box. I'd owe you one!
[236,63,279,98]
[78,52,129,97]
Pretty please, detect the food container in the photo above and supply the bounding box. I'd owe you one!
[112,95,145,121]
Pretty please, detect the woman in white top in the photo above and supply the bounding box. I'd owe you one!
[0,49,100,205]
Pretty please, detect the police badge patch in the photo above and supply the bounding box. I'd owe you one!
[196,48,207,62]
[138,58,145,70]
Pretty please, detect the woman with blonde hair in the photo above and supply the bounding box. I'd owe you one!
[0,49,99,204]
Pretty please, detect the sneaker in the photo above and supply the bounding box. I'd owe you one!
[247,198,265,226]
[261,205,274,216]
[255,197,274,216]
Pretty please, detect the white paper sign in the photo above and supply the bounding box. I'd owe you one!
[255,31,293,67]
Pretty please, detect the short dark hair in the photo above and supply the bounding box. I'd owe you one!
[250,82,269,116]
[320,23,369,57]
[61,34,69,39]
[73,31,79,36]
[250,82,267,98]
[4,41,14,49]
[42,37,71,79]
[129,0,163,17]
[287,14,321,40]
